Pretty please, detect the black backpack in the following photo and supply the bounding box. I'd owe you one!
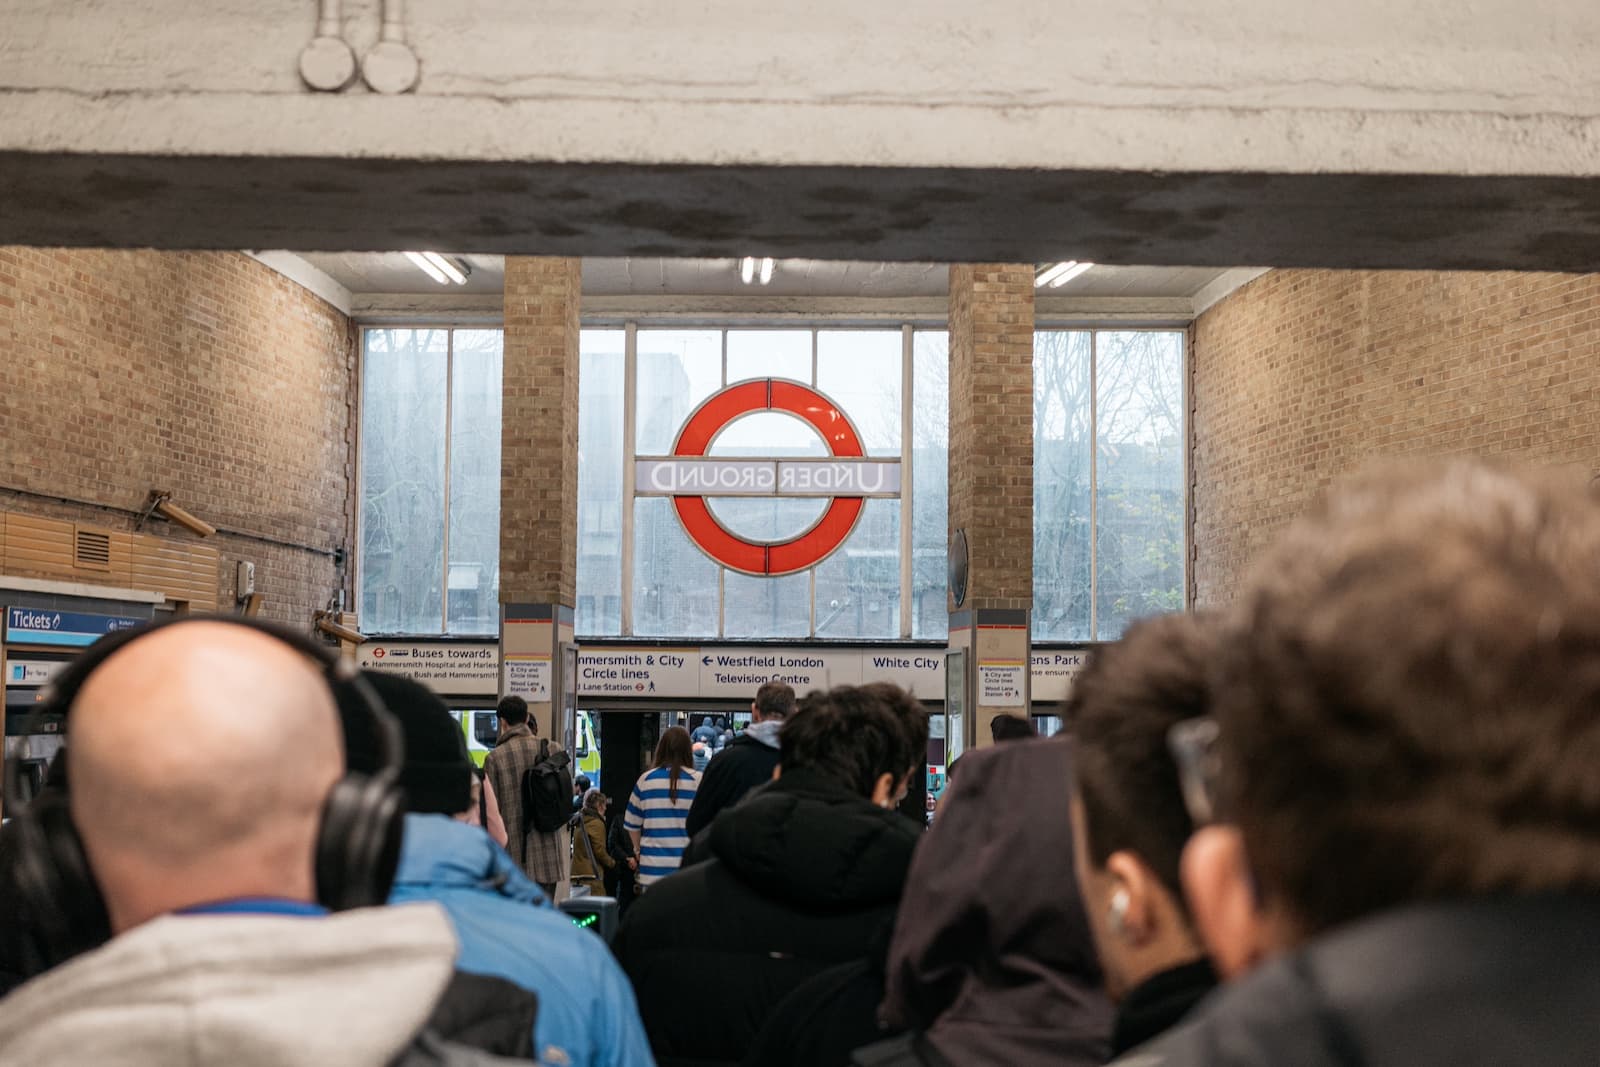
[520,740,573,834]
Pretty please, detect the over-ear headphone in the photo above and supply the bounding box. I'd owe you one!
[2,615,405,971]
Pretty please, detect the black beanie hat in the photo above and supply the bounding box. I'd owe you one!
[351,670,474,816]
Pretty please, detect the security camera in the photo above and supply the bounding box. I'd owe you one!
[143,491,216,538]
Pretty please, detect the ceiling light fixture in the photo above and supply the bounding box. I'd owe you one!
[739,257,777,285]
[1035,261,1095,289]
[1050,261,1094,288]
[405,250,448,285]
[422,252,467,285]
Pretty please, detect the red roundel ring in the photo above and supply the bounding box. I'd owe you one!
[671,379,867,576]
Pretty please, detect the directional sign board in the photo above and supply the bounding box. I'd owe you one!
[359,642,499,696]
[356,639,1083,705]
[698,649,833,698]
[577,647,700,698]
[1030,649,1089,703]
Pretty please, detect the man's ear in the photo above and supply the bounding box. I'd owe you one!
[870,772,897,807]
[1104,850,1161,945]
[1181,826,1271,980]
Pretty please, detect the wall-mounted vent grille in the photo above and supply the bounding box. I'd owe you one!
[75,528,112,571]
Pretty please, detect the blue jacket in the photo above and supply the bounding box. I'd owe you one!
[389,814,655,1067]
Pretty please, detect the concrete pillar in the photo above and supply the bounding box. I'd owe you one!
[499,257,580,744]
[947,264,1034,750]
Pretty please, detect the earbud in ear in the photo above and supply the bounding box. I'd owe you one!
[1108,888,1131,938]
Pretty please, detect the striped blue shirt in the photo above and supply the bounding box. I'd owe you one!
[623,765,701,886]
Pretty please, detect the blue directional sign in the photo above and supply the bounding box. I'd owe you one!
[5,608,146,648]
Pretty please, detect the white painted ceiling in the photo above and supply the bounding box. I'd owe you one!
[292,253,1234,300]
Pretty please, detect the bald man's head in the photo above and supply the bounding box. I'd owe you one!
[70,622,344,932]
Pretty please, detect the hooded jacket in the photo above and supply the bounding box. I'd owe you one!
[389,813,655,1067]
[877,736,1113,1067]
[613,766,923,1067]
[1113,894,1600,1067]
[684,719,783,839]
[0,903,513,1067]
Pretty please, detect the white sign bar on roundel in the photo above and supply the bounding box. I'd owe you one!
[775,461,900,496]
[636,459,775,496]
[634,458,901,498]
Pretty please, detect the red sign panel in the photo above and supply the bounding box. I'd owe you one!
[670,379,868,575]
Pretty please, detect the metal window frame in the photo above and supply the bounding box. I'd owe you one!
[1088,329,1099,642]
[440,329,455,635]
[899,324,914,639]
[619,323,639,636]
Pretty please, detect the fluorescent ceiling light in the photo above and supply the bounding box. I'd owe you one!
[405,250,448,285]
[422,252,467,285]
[740,257,756,284]
[759,258,775,285]
[1034,261,1077,288]
[1049,261,1095,288]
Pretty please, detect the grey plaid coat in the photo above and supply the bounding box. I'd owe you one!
[483,723,570,886]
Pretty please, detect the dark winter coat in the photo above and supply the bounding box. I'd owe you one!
[1110,959,1216,1058]
[742,921,899,1067]
[683,725,783,839]
[1114,894,1600,1067]
[612,766,922,1067]
[879,736,1112,1067]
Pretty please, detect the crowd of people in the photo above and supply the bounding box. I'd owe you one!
[3,456,1600,1066]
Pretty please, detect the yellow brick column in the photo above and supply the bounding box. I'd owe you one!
[499,257,580,744]
[947,264,1034,750]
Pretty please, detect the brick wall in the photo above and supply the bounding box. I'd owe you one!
[0,248,356,620]
[501,257,580,606]
[948,264,1034,610]
[1191,268,1600,605]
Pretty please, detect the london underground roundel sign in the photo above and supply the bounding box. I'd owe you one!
[634,379,902,576]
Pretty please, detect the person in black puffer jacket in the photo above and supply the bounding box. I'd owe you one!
[684,682,795,840]
[612,685,924,1067]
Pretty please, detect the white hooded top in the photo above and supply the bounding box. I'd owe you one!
[0,903,460,1067]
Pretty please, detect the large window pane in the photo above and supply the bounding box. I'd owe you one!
[911,331,948,639]
[1095,331,1185,639]
[577,329,626,637]
[817,331,902,456]
[727,329,812,385]
[1033,331,1093,642]
[361,329,448,634]
[724,570,810,639]
[446,330,503,635]
[633,496,720,637]
[814,499,900,639]
[637,330,722,454]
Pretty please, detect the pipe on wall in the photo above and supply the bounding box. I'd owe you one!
[362,0,421,94]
